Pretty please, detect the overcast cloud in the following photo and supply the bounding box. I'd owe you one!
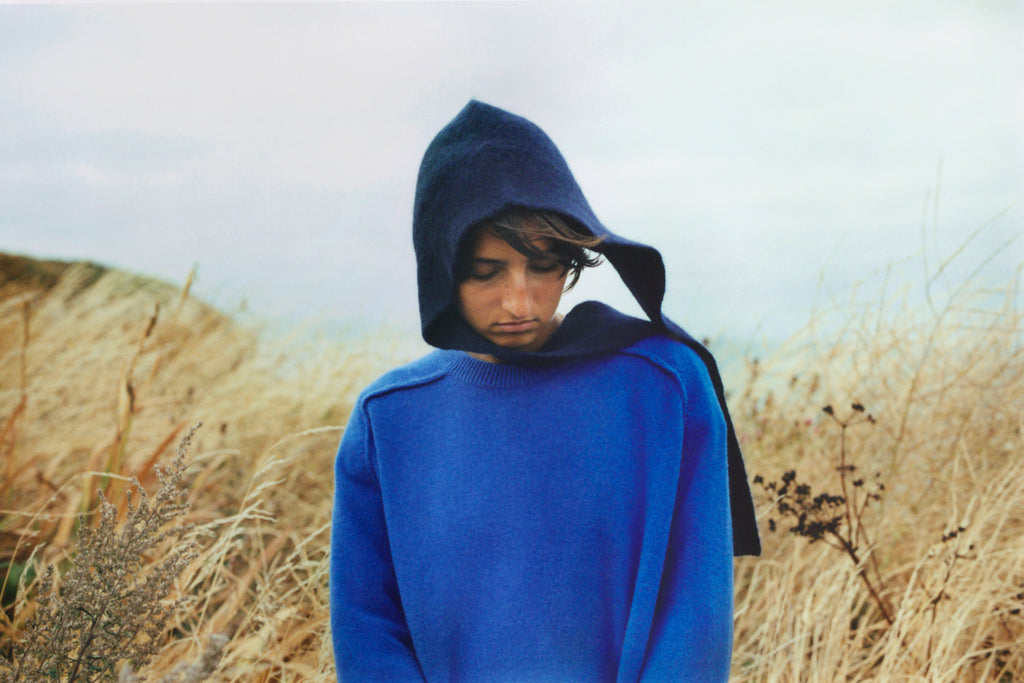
[1,1,1021,346]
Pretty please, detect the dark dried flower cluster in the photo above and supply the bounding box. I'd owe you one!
[755,469,848,541]
[0,425,201,682]
[1011,583,1024,618]
[755,403,893,625]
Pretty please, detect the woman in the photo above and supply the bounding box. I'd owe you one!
[331,100,759,681]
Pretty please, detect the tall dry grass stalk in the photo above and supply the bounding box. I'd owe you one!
[0,231,1020,681]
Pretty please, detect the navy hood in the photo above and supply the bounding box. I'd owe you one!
[412,100,760,556]
[414,100,667,357]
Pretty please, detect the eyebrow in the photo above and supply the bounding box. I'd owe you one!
[472,252,558,265]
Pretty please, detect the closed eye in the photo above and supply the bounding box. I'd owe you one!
[468,269,499,282]
[528,259,563,275]
[468,262,501,281]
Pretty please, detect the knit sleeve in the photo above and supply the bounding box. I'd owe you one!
[330,398,425,681]
[640,346,734,682]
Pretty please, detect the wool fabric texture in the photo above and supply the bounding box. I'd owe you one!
[331,339,734,680]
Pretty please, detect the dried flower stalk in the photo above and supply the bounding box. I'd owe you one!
[0,425,202,682]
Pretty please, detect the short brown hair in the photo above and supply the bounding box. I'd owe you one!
[457,207,604,291]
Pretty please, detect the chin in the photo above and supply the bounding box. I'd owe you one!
[490,335,539,351]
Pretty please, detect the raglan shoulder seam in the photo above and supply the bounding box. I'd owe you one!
[617,335,706,388]
[357,351,450,406]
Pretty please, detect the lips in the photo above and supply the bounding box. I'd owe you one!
[492,320,537,334]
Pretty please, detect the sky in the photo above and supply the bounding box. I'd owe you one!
[1,1,1021,349]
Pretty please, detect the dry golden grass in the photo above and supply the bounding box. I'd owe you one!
[731,256,1023,681]
[0,247,1020,681]
[0,255,411,680]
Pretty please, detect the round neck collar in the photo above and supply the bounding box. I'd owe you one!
[439,351,557,388]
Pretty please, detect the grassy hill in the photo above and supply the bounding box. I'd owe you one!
[0,253,400,679]
[0,251,1020,680]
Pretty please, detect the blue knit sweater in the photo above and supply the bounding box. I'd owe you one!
[330,335,733,681]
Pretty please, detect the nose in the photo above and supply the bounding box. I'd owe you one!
[502,270,532,318]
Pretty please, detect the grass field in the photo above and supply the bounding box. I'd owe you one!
[0,249,1020,681]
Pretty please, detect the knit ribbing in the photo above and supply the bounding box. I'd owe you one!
[438,350,562,388]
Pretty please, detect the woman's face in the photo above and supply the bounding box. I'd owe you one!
[457,227,567,358]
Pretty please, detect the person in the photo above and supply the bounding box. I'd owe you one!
[330,100,760,681]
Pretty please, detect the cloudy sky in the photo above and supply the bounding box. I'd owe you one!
[1,1,1021,346]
